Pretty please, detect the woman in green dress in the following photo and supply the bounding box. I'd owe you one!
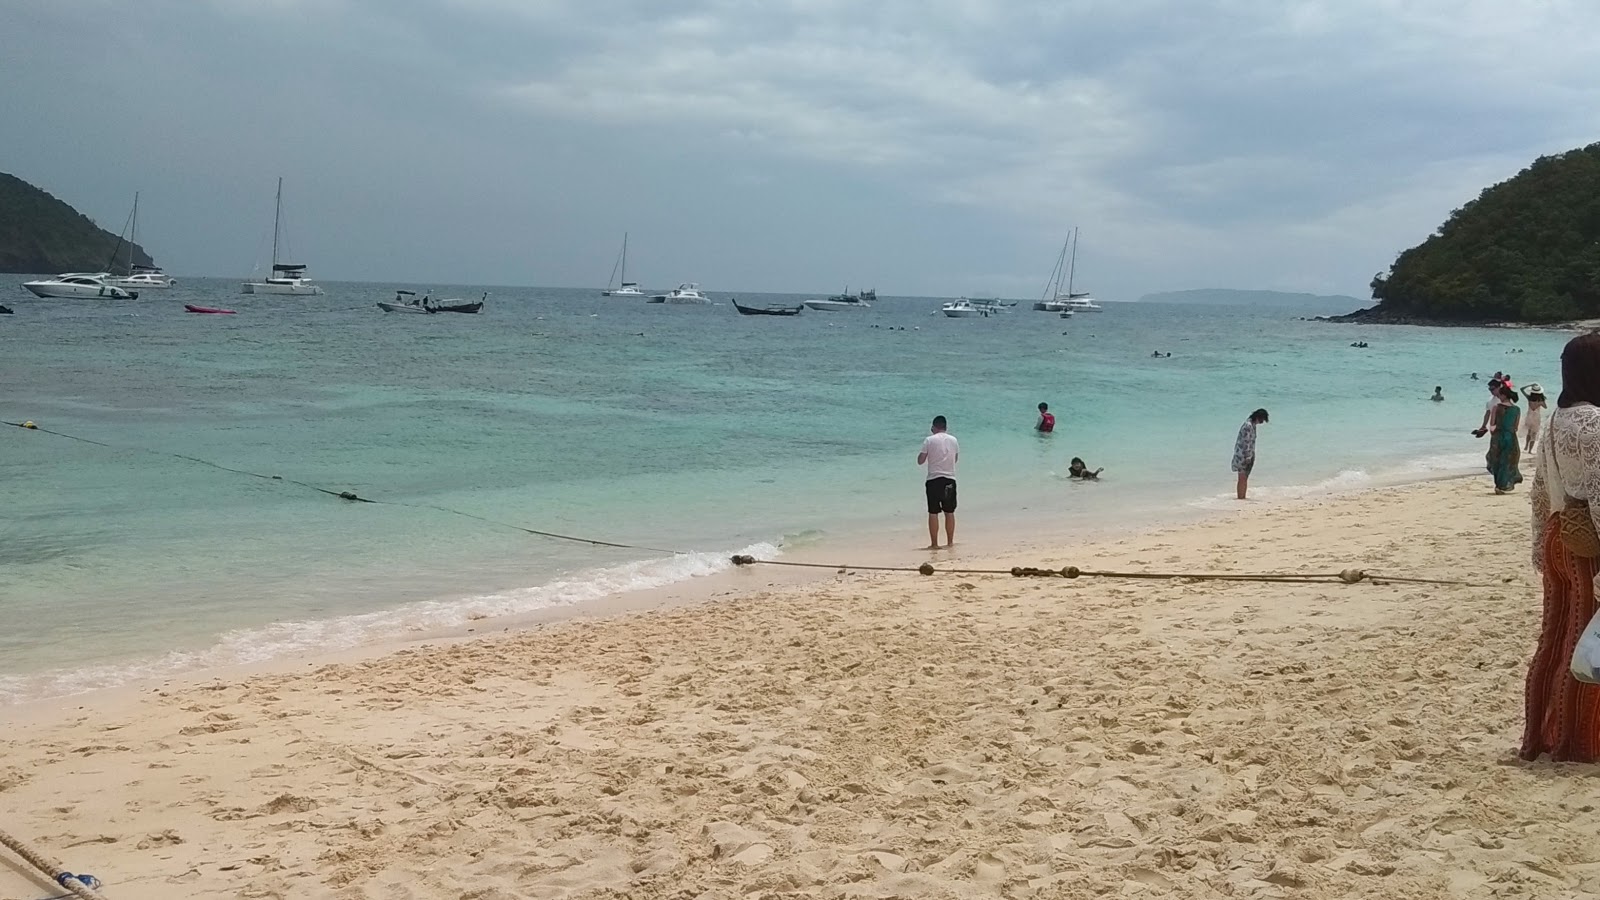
[1487,384,1523,494]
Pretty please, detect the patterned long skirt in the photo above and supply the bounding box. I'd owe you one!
[1522,522,1600,762]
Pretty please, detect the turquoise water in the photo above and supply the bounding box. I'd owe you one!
[0,276,1566,701]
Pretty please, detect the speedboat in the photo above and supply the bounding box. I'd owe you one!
[1062,295,1103,312]
[804,287,874,311]
[1059,309,1076,318]
[107,266,175,289]
[648,283,712,304]
[941,299,980,318]
[22,273,136,299]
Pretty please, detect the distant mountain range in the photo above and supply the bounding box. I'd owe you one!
[1138,289,1363,309]
[0,172,153,274]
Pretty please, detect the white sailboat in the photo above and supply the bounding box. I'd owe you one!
[1033,228,1098,313]
[601,232,644,297]
[103,193,175,289]
[241,177,324,295]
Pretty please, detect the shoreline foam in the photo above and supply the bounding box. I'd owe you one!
[0,448,1489,707]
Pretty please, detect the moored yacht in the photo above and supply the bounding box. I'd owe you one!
[601,232,646,296]
[941,299,980,317]
[803,287,874,311]
[102,194,175,289]
[648,283,711,304]
[241,177,325,295]
[107,265,175,290]
[22,273,136,299]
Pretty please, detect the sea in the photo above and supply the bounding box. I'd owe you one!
[0,277,1567,704]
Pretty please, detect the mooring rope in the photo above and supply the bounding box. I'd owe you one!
[0,827,110,900]
[4,420,1476,587]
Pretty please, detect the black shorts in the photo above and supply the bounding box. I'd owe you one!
[925,477,957,514]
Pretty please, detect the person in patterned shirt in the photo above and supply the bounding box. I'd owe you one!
[1233,409,1269,500]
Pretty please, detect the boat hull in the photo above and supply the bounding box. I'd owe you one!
[732,301,803,316]
[22,281,135,299]
[108,276,175,289]
[186,304,236,314]
[802,300,869,311]
[242,281,324,295]
[377,302,430,314]
[942,309,978,318]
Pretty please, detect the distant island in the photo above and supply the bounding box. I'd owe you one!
[1140,288,1363,309]
[0,172,153,274]
[1346,142,1600,325]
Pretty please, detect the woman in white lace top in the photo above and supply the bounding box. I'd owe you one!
[1525,334,1600,762]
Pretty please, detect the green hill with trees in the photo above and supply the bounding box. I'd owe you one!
[0,173,153,274]
[1359,143,1600,324]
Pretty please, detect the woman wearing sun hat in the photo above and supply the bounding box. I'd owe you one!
[1523,382,1547,452]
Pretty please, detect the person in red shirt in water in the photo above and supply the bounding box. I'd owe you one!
[1036,402,1055,433]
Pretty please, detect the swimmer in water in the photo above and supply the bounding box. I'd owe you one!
[1068,457,1103,480]
[1431,386,1444,402]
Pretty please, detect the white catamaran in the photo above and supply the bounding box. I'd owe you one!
[601,232,644,296]
[241,177,324,295]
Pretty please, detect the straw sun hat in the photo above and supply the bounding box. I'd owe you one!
[1522,383,1545,396]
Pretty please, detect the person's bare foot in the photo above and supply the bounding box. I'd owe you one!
[926,543,941,550]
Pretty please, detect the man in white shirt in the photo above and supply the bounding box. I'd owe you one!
[917,415,960,549]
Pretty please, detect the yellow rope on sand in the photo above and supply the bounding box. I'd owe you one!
[0,827,112,900]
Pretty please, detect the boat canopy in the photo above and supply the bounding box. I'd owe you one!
[272,263,308,272]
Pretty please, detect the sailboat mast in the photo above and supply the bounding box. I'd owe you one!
[1066,227,1079,296]
[128,192,139,274]
[621,232,628,283]
[271,177,283,268]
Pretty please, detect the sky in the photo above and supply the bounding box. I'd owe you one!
[4,0,1599,300]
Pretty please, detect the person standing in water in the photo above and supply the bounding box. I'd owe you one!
[1523,383,1547,452]
[1036,402,1055,433]
[918,415,959,549]
[1233,409,1268,500]
[1431,386,1445,402]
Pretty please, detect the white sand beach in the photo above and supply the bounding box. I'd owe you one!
[3,477,1596,900]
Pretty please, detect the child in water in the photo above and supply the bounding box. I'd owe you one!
[1068,457,1103,480]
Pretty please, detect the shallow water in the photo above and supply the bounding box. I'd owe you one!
[0,276,1563,701]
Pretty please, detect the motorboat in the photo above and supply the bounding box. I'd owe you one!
[1062,296,1103,312]
[941,299,981,318]
[967,297,1013,313]
[22,273,136,299]
[731,298,803,316]
[648,283,711,304]
[379,290,485,314]
[601,233,646,296]
[803,287,874,311]
[102,194,174,289]
[241,178,325,295]
[110,267,175,289]
[1059,309,1076,318]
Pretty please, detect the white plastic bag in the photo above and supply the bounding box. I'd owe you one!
[1572,608,1600,685]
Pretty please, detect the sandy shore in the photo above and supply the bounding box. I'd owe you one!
[3,477,1596,900]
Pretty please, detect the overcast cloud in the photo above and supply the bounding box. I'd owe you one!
[4,0,1598,299]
